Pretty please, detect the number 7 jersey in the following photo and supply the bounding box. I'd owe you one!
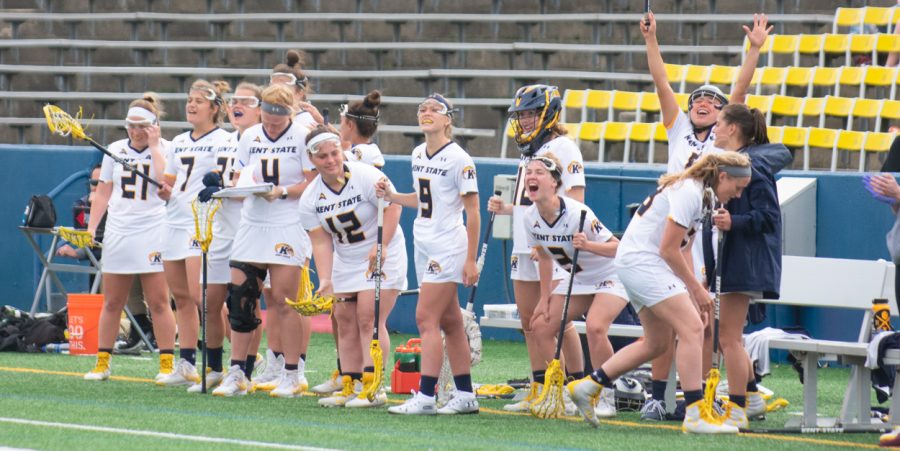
[410,141,478,248]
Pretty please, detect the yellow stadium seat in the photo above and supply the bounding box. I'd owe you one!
[505,120,515,138]
[852,98,882,121]
[682,65,711,92]
[629,122,657,163]
[812,66,839,95]
[579,121,603,142]
[745,94,773,115]
[768,35,801,66]
[836,129,866,171]
[639,92,661,114]
[756,67,787,95]
[654,122,668,143]
[562,89,587,121]
[769,95,803,125]
[833,7,864,33]
[864,7,895,32]
[611,90,641,120]
[782,126,809,149]
[784,66,813,96]
[863,66,899,100]
[601,122,631,163]
[767,125,784,144]
[837,66,865,97]
[798,34,825,58]
[877,32,900,54]
[881,100,900,128]
[560,122,581,137]
[665,63,686,86]
[707,65,738,86]
[864,131,895,153]
[585,90,612,120]
[823,34,850,62]
[850,34,876,54]
[799,97,825,127]
[805,127,839,171]
[674,93,690,112]
[823,96,855,125]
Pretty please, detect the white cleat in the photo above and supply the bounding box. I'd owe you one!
[682,401,739,434]
[252,351,285,392]
[311,370,343,395]
[594,387,617,418]
[155,358,200,387]
[566,377,602,427]
[504,382,541,412]
[187,370,224,393]
[212,365,250,397]
[387,391,437,415]
[746,391,767,420]
[723,401,749,429]
[437,391,479,415]
[318,377,361,407]
[84,352,111,381]
[270,369,307,398]
[345,387,388,408]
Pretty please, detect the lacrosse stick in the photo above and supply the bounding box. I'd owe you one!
[43,105,161,188]
[191,197,221,394]
[359,198,385,402]
[703,197,727,422]
[644,0,651,26]
[531,210,587,419]
[461,189,502,366]
[285,266,335,316]
[56,227,99,250]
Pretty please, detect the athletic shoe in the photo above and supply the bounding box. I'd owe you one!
[187,370,224,393]
[387,391,437,415]
[723,401,749,429]
[318,377,361,407]
[566,376,603,427]
[155,358,200,386]
[640,399,667,421]
[880,426,900,447]
[681,400,739,434]
[213,366,250,397]
[84,352,111,381]
[155,353,175,382]
[746,391,767,420]
[270,369,307,398]
[504,382,542,412]
[345,387,388,408]
[252,351,285,392]
[437,391,479,415]
[594,387,617,418]
[311,369,342,395]
[563,387,579,417]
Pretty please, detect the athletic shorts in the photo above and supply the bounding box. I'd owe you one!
[414,246,466,285]
[510,252,565,282]
[161,226,202,261]
[556,274,629,300]
[616,262,687,312]
[333,241,408,294]
[230,223,311,267]
[205,235,234,285]
[102,227,165,274]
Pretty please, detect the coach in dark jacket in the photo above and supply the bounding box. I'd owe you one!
[702,103,793,420]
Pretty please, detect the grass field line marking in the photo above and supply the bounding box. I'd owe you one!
[0,366,879,449]
[0,417,340,451]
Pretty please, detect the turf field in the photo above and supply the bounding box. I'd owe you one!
[0,333,887,450]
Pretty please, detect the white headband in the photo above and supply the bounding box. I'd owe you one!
[307,132,341,154]
[126,106,157,123]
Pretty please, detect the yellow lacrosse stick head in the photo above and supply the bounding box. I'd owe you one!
[285,266,336,316]
[191,198,221,253]
[43,104,88,140]
[56,227,96,249]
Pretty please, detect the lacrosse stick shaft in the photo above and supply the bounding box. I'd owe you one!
[712,228,724,368]
[372,198,384,340]
[85,137,163,188]
[552,210,588,360]
[201,251,208,394]
[740,426,891,434]
[464,190,501,313]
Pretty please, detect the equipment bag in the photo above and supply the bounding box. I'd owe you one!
[24,195,57,228]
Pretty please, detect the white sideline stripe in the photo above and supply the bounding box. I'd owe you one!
[0,417,340,451]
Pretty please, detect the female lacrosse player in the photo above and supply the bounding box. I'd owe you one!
[567,152,752,435]
[84,94,178,381]
[157,79,233,387]
[637,11,771,420]
[299,126,407,408]
[376,94,481,415]
[710,104,791,427]
[311,89,386,396]
[271,50,323,128]
[187,82,263,393]
[213,84,315,397]
[523,154,629,418]
[487,84,592,415]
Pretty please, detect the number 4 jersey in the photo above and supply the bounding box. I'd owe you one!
[524,196,616,286]
[100,139,171,234]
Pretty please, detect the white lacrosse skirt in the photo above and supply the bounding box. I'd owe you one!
[205,236,234,284]
[161,226,202,261]
[102,227,165,274]
[332,237,408,294]
[230,223,311,267]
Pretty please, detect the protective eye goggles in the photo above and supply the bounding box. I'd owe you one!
[125,118,156,128]
[228,96,260,108]
[339,103,379,122]
[270,72,309,88]
[307,132,341,154]
[530,156,559,173]
[417,94,455,117]
[191,87,223,106]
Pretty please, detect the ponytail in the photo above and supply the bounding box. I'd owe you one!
[659,152,752,190]
[721,103,768,146]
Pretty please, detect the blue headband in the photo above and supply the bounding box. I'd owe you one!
[720,165,751,177]
[261,101,291,116]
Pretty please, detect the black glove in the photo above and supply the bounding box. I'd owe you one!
[197,171,223,202]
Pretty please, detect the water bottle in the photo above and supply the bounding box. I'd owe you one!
[42,343,69,353]
[873,298,893,332]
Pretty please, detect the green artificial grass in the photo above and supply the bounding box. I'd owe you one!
[0,333,885,450]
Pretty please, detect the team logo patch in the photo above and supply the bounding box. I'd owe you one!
[189,238,201,250]
[351,148,363,161]
[275,243,294,258]
[567,161,583,174]
[366,269,387,281]
[533,221,540,229]
[590,219,603,235]
[148,252,162,265]
[425,260,442,275]
[318,192,327,201]
[253,136,261,143]
[510,255,519,271]
[595,280,616,290]
[462,165,477,180]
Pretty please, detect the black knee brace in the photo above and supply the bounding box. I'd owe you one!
[226,262,266,333]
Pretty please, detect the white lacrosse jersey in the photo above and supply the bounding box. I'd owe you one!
[410,141,479,248]
[666,111,723,175]
[299,161,405,261]
[212,131,242,239]
[524,197,615,285]
[100,139,170,234]
[234,121,312,226]
[165,127,231,229]
[511,135,585,254]
[345,143,385,168]
[616,178,706,269]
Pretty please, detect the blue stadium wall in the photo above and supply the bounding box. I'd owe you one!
[1,144,895,343]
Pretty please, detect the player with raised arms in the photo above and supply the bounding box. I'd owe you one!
[212,84,315,397]
[567,152,752,434]
[299,125,406,408]
[83,94,178,381]
[376,94,482,415]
